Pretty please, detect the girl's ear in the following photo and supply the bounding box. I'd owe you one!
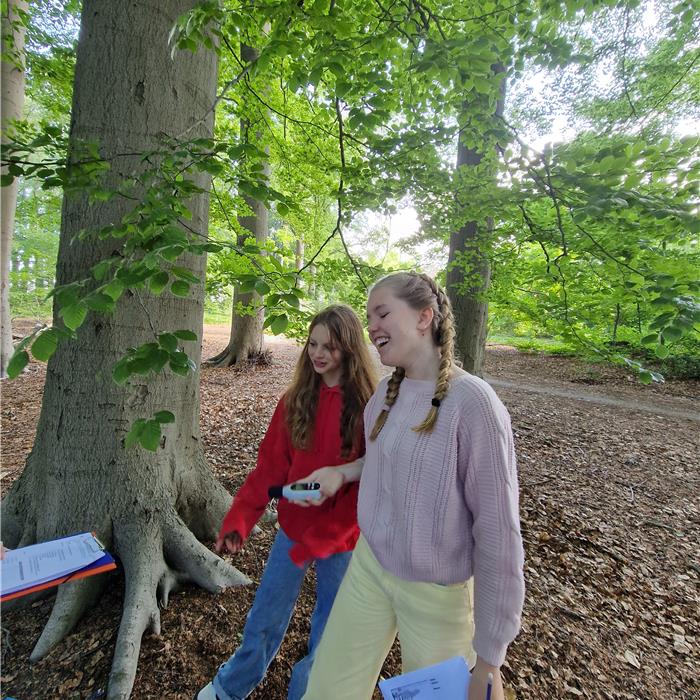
[418,306,434,332]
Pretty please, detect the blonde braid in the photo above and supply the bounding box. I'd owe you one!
[413,281,456,434]
[369,367,405,441]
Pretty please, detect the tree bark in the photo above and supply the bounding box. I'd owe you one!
[0,3,248,698]
[207,42,269,368]
[1,0,28,377]
[447,68,506,376]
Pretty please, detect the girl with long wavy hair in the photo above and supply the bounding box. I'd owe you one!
[197,304,376,700]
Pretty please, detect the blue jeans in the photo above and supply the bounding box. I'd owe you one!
[213,528,351,700]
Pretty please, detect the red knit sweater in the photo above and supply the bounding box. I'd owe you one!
[218,383,362,566]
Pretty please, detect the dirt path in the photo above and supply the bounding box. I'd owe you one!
[1,326,698,700]
[485,376,700,422]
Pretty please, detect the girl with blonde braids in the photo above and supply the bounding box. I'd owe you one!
[296,272,524,700]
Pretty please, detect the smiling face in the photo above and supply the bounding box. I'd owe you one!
[366,285,434,370]
[307,323,344,386]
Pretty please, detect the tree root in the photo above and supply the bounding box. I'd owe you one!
[157,566,190,609]
[164,515,251,592]
[204,345,270,368]
[30,575,107,662]
[203,345,232,366]
[3,499,250,699]
[107,526,164,700]
[105,516,249,699]
[0,501,25,549]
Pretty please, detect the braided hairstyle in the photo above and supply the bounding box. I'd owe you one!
[369,271,456,441]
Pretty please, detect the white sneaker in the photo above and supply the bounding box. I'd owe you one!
[195,682,219,700]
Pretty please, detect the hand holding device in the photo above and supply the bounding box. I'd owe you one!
[268,482,322,502]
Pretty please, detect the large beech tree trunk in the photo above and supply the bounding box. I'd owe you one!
[0,0,28,377]
[446,68,506,376]
[207,43,269,368]
[0,3,248,698]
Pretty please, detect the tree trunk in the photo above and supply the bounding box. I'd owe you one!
[0,3,248,698]
[0,0,28,377]
[446,68,506,376]
[207,43,269,368]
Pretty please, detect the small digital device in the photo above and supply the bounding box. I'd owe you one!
[268,482,322,502]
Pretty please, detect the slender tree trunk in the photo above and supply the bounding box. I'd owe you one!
[295,237,304,269]
[447,67,506,376]
[1,4,248,698]
[207,43,269,368]
[0,0,28,377]
[612,303,621,343]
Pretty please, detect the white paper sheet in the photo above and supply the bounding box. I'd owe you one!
[379,656,470,700]
[0,532,105,596]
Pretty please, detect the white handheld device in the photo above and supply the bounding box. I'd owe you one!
[268,482,322,502]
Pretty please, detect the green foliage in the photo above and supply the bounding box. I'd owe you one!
[5,0,699,414]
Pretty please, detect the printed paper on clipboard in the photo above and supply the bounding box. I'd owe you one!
[378,656,470,699]
[0,532,116,601]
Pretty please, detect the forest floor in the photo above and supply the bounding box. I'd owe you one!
[1,322,698,700]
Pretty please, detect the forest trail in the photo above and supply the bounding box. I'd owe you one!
[485,376,700,422]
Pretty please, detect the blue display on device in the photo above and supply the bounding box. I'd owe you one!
[268,482,322,502]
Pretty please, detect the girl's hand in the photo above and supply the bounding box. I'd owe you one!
[467,659,504,700]
[216,531,244,555]
[291,466,345,507]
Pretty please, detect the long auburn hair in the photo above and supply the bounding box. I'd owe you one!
[285,305,377,456]
[369,271,456,441]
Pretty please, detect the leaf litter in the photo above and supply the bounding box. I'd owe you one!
[1,323,698,699]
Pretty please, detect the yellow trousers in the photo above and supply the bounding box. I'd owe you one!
[302,536,475,700]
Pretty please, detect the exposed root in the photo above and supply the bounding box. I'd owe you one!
[0,501,25,549]
[106,526,164,700]
[203,345,231,366]
[30,575,107,662]
[164,515,251,592]
[204,345,271,368]
[156,566,190,609]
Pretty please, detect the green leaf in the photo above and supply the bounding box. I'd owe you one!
[640,333,658,347]
[169,360,189,376]
[102,279,125,301]
[173,329,197,341]
[7,350,29,378]
[655,344,669,359]
[61,303,88,331]
[139,420,162,451]
[151,349,171,372]
[149,271,169,294]
[661,326,683,342]
[154,410,175,424]
[158,333,178,352]
[31,329,59,362]
[170,266,200,283]
[270,315,288,335]
[254,280,271,295]
[92,259,112,281]
[282,293,300,308]
[239,277,257,293]
[1,173,14,187]
[113,358,132,384]
[171,280,190,297]
[125,419,147,448]
[639,370,653,385]
[85,292,115,312]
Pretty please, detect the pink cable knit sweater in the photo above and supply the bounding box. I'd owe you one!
[357,372,525,667]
